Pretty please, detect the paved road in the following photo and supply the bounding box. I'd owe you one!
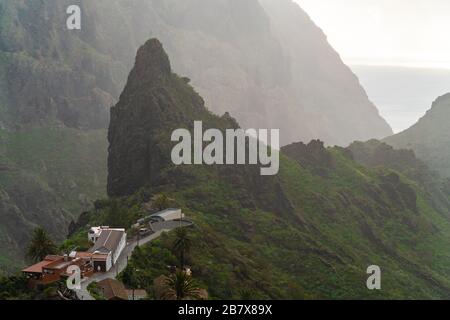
[76,220,193,300]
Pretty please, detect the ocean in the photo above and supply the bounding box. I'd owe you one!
[350,65,450,133]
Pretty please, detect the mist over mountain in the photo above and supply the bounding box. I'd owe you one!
[352,65,450,133]
[384,93,450,179]
[0,0,114,271]
[0,0,449,299]
[85,0,392,146]
[0,0,393,271]
[0,0,118,129]
[258,0,392,144]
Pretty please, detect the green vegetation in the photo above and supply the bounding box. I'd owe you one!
[163,270,202,300]
[172,228,192,268]
[153,194,171,211]
[74,143,450,299]
[0,126,107,271]
[119,241,178,291]
[0,274,69,300]
[87,282,106,301]
[0,274,33,300]
[0,1,117,272]
[59,231,92,254]
[84,39,450,299]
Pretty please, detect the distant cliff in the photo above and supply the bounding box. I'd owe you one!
[384,93,450,178]
[90,0,392,146]
[0,0,392,272]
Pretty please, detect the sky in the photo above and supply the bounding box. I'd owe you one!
[295,0,450,69]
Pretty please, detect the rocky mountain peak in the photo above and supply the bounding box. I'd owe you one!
[108,39,210,196]
[118,39,172,100]
[134,39,171,80]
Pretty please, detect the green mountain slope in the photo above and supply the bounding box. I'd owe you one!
[0,0,118,270]
[69,39,450,299]
[384,93,450,178]
[0,0,392,271]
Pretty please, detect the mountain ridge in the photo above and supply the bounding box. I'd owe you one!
[384,92,450,178]
[0,0,392,272]
[97,39,450,299]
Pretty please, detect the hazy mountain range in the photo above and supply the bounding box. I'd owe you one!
[0,0,393,271]
[0,0,448,301]
[77,39,450,299]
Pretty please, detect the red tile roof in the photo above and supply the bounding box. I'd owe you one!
[22,255,64,274]
[75,252,93,259]
[97,278,128,300]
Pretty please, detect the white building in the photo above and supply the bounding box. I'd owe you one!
[88,226,125,243]
[86,228,127,272]
[150,208,184,222]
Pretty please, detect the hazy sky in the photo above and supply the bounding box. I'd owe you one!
[296,0,450,69]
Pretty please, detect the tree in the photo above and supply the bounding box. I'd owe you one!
[153,194,170,211]
[106,199,126,227]
[121,266,141,300]
[27,227,57,262]
[172,228,191,268]
[239,288,256,300]
[163,270,201,300]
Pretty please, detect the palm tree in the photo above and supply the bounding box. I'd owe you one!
[27,227,57,262]
[172,227,191,268]
[239,288,256,300]
[163,270,201,300]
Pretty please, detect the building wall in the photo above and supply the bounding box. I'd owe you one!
[156,209,183,221]
[106,254,112,271]
[113,234,127,265]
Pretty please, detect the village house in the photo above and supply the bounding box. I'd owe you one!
[22,254,94,287]
[87,228,126,272]
[22,255,63,285]
[88,226,125,243]
[22,227,127,285]
[97,278,129,300]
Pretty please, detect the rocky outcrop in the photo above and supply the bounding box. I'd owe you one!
[282,140,334,169]
[348,139,450,215]
[107,39,207,196]
[107,39,295,219]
